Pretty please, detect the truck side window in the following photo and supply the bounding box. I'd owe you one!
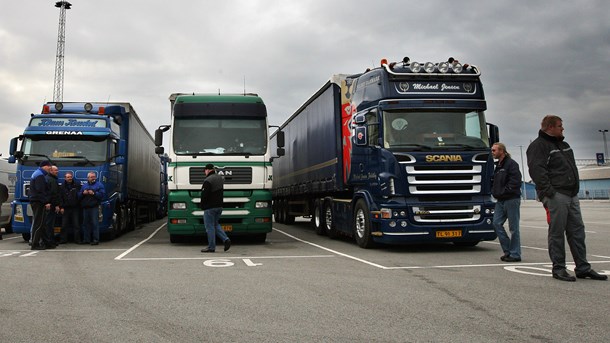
[366,110,379,147]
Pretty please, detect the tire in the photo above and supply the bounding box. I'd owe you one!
[251,233,267,243]
[169,234,182,243]
[284,199,295,225]
[323,200,338,238]
[312,199,325,235]
[353,199,375,248]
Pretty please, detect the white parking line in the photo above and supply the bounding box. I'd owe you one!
[115,222,167,260]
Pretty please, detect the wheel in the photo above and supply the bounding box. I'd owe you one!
[251,233,267,243]
[22,233,31,242]
[312,199,325,235]
[323,200,338,238]
[169,234,182,243]
[353,199,375,248]
[453,241,479,247]
[284,199,295,225]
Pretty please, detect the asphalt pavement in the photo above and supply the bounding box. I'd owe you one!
[1,200,608,342]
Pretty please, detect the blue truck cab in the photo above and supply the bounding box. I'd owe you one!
[272,57,500,248]
[8,102,162,241]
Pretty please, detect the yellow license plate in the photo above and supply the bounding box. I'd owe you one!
[221,225,233,232]
[436,230,462,238]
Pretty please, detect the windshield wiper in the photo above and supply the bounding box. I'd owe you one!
[390,144,432,150]
[62,155,95,166]
[22,154,53,163]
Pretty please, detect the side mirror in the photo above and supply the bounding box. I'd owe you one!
[155,128,164,147]
[487,123,499,145]
[354,114,366,125]
[118,140,127,156]
[155,146,165,155]
[9,137,18,155]
[276,130,285,148]
[276,147,285,157]
[354,127,367,146]
[116,156,125,165]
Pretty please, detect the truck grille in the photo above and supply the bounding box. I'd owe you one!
[189,167,252,184]
[404,163,485,223]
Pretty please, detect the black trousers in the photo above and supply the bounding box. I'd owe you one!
[30,202,48,248]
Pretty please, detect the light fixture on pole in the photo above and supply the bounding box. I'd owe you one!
[599,129,608,164]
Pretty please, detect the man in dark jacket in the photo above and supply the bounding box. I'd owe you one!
[29,161,52,250]
[78,171,105,245]
[43,165,61,248]
[491,143,522,262]
[59,172,81,243]
[200,164,231,253]
[527,115,607,281]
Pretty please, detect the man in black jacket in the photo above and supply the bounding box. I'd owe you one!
[43,165,61,248]
[29,161,52,250]
[200,164,231,253]
[491,143,522,262]
[527,115,607,281]
[59,172,81,244]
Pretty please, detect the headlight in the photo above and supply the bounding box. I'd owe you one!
[255,201,270,208]
[452,62,463,73]
[171,202,187,210]
[381,208,392,219]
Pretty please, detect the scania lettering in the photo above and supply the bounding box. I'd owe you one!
[271,56,499,248]
[154,94,285,243]
[8,102,164,241]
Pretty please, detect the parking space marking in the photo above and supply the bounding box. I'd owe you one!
[114,222,334,262]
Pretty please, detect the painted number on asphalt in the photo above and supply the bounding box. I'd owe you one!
[504,264,610,277]
[203,259,262,267]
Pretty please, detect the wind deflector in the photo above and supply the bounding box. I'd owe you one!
[174,102,267,118]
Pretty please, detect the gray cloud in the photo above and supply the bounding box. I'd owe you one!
[1,0,609,172]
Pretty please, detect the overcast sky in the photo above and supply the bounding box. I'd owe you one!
[1,0,609,174]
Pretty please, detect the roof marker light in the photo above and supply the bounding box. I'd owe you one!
[98,106,105,115]
[42,105,50,114]
[403,56,410,64]
[453,62,463,73]
[380,58,388,67]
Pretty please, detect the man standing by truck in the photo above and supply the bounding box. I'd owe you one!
[491,143,522,262]
[200,164,231,253]
[79,172,105,245]
[527,115,607,281]
[59,172,81,244]
[29,161,52,250]
[44,165,61,248]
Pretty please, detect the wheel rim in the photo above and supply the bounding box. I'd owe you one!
[355,209,366,239]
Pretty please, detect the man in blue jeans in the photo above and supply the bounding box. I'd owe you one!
[491,143,522,262]
[200,164,231,253]
[79,172,105,245]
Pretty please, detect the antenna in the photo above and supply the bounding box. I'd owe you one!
[52,1,72,102]
[243,76,246,95]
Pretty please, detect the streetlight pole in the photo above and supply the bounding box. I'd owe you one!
[599,129,609,164]
[517,145,526,200]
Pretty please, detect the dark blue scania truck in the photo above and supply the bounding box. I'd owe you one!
[8,102,164,241]
[271,57,499,248]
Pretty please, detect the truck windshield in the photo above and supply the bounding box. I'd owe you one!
[173,117,267,155]
[382,110,489,150]
[21,137,107,166]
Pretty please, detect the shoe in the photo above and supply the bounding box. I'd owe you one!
[576,269,608,281]
[503,256,521,262]
[224,239,231,252]
[201,248,215,253]
[500,253,509,261]
[82,241,90,245]
[45,244,56,249]
[91,242,99,245]
[31,246,46,250]
[553,270,576,282]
